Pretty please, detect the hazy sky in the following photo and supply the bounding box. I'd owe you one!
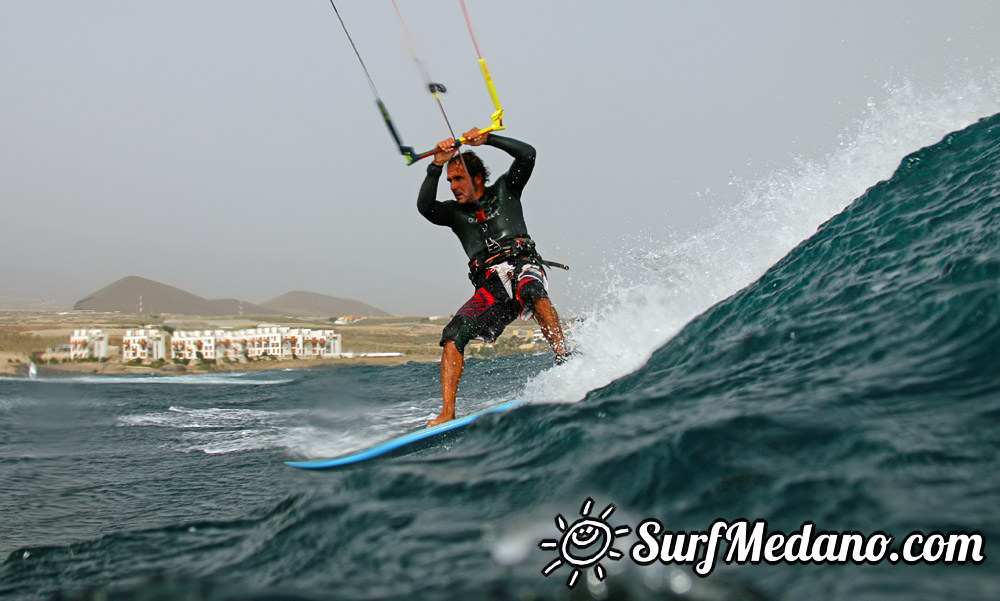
[2,1,998,315]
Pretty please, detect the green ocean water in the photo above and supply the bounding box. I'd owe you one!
[2,112,999,600]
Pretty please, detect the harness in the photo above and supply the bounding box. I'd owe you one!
[467,237,569,283]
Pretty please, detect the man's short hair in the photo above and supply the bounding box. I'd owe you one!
[448,150,490,184]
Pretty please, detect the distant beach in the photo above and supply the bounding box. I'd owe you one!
[0,311,545,376]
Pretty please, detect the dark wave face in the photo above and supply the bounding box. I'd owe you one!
[2,114,999,600]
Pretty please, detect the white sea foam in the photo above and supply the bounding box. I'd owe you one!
[524,74,1000,403]
[187,400,444,457]
[118,398,449,457]
[281,399,442,458]
[118,406,286,429]
[118,404,316,454]
[181,427,315,455]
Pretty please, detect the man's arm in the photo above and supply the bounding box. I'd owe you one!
[485,134,535,195]
[417,163,451,226]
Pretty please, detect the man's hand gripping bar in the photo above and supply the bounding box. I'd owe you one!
[408,59,505,165]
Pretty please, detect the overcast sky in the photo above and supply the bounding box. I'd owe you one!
[2,1,998,315]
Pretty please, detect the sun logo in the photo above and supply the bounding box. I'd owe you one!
[539,497,631,588]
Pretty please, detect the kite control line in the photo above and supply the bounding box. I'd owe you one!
[391,0,463,151]
[411,0,505,162]
[327,0,416,163]
[325,0,506,165]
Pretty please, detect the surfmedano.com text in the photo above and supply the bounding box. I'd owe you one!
[630,519,985,576]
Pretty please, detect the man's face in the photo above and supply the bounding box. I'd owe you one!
[447,163,481,204]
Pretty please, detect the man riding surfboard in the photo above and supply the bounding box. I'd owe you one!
[417,128,570,426]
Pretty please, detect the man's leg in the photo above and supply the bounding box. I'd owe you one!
[430,340,464,427]
[516,264,570,363]
[431,273,520,426]
[432,300,517,426]
[532,297,568,357]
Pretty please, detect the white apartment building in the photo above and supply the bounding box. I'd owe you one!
[170,326,342,362]
[214,329,247,362]
[69,329,109,360]
[300,328,342,358]
[243,326,283,359]
[122,329,167,362]
[170,330,217,362]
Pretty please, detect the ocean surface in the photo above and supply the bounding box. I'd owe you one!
[3,95,1000,599]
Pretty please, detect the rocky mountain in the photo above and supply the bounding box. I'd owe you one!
[261,290,390,318]
[73,276,388,317]
[73,276,271,315]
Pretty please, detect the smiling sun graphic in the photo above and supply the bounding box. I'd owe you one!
[539,498,632,588]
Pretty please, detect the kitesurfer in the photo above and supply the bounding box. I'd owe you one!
[418,128,569,427]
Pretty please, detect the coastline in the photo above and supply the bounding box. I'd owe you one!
[1,312,547,377]
[4,353,441,378]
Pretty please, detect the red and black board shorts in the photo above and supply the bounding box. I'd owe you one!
[440,261,548,354]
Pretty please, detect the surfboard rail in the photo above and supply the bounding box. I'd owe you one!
[285,398,527,470]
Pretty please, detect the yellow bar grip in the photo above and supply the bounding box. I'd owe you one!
[478,58,504,131]
[479,59,502,111]
[455,125,496,146]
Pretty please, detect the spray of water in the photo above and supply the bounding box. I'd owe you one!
[524,74,1000,403]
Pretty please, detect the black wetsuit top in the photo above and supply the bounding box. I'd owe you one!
[417,135,536,262]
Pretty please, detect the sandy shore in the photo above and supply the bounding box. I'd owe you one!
[1,352,30,376]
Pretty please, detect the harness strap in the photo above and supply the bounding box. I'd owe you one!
[539,259,570,271]
[467,238,569,282]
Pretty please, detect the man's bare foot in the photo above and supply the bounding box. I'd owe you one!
[428,412,455,428]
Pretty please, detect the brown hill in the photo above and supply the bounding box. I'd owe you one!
[261,290,390,318]
[73,276,273,316]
